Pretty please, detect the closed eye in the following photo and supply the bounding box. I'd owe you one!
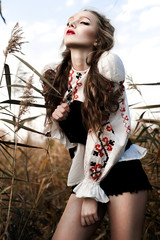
[80,21,90,25]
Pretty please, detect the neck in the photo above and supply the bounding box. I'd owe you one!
[70,48,92,71]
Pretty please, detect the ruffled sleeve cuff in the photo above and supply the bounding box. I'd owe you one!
[45,120,76,149]
[119,144,147,161]
[73,179,109,203]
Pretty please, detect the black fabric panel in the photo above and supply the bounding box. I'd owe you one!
[59,101,87,145]
[100,160,152,196]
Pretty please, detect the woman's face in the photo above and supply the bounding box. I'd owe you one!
[64,11,98,49]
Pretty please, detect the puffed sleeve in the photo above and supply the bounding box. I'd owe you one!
[42,63,76,149]
[73,52,131,203]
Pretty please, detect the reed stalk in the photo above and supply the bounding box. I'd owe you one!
[3,128,17,239]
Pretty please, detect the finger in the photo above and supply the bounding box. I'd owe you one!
[57,105,65,114]
[61,102,69,108]
[83,215,96,226]
[57,105,69,115]
[88,215,96,225]
[93,213,99,222]
[61,103,70,112]
[81,216,86,227]
[52,111,63,120]
[61,102,68,106]
[84,216,91,226]
[52,112,58,120]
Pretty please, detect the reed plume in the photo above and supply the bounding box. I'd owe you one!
[17,75,35,123]
[4,22,27,57]
[0,22,28,86]
[126,74,142,95]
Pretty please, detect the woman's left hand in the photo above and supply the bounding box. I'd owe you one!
[81,198,99,226]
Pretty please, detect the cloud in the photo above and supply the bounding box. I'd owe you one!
[24,20,57,41]
[39,25,65,43]
[139,7,160,31]
[115,11,131,22]
[116,0,160,22]
[122,0,160,12]
[124,37,160,84]
[82,0,91,3]
[66,0,75,6]
[116,34,130,44]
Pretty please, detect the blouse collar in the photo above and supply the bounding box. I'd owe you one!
[71,66,90,75]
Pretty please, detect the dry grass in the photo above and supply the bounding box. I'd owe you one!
[0,126,159,240]
[0,136,72,240]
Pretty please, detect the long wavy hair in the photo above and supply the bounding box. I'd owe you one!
[42,9,123,133]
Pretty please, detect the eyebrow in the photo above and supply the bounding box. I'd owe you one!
[68,16,91,22]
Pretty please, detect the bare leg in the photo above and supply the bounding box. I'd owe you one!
[107,190,148,240]
[52,194,106,240]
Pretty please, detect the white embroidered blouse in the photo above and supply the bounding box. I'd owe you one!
[43,51,147,203]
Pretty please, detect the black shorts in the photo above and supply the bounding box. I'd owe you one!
[71,160,152,197]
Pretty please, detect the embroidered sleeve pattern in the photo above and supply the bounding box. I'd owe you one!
[73,72,83,100]
[63,68,87,104]
[90,122,115,181]
[119,80,131,135]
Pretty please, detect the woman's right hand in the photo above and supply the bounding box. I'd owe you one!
[81,198,99,226]
[52,102,70,121]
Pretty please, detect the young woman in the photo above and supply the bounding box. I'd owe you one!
[42,9,152,240]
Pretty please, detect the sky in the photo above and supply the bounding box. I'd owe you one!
[0,0,160,137]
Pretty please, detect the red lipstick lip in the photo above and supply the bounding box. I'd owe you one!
[66,29,75,35]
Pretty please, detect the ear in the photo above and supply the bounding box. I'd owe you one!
[93,39,100,47]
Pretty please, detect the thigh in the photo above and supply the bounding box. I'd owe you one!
[52,194,107,240]
[107,191,148,240]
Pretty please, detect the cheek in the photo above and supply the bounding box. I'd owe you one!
[82,29,96,40]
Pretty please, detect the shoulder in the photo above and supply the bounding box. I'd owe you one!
[41,62,58,75]
[97,51,125,82]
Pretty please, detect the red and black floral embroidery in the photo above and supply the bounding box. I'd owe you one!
[68,69,74,88]
[119,81,131,135]
[76,72,82,79]
[90,163,102,180]
[105,122,113,132]
[90,126,115,181]
[65,69,85,103]
[94,137,114,157]
[72,72,86,100]
[120,102,131,134]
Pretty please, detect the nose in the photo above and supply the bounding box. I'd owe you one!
[68,21,76,28]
